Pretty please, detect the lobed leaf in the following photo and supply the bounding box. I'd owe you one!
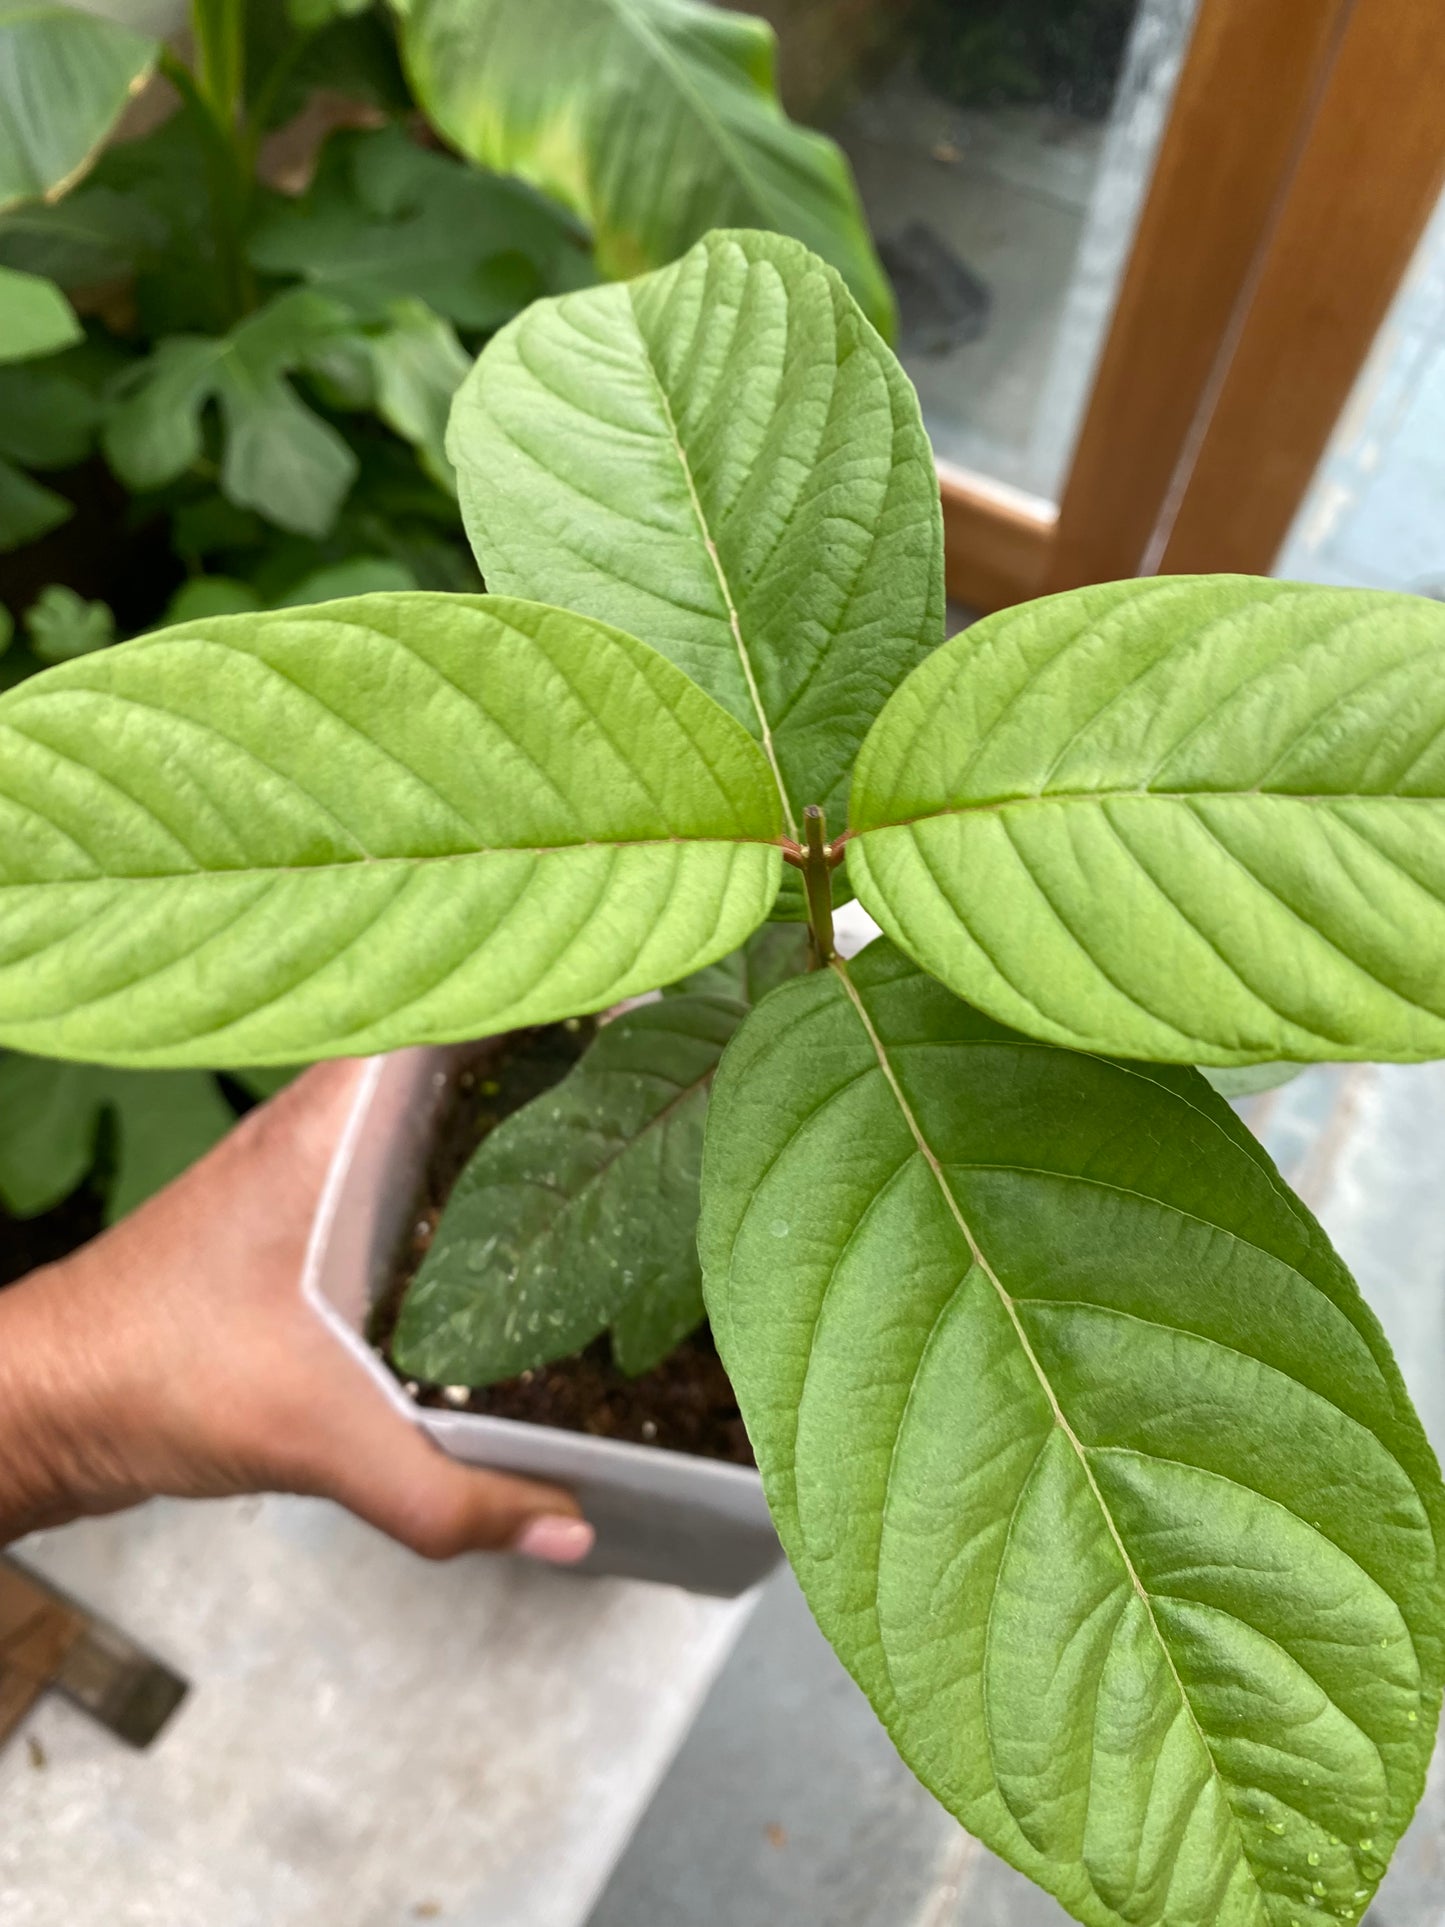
[395,0,892,333]
[102,291,359,538]
[0,2,157,214]
[701,937,1445,1927]
[449,229,943,852]
[0,592,782,1067]
[848,577,1445,1063]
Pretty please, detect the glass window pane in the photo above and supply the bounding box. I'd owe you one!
[1276,189,1445,595]
[752,0,1202,501]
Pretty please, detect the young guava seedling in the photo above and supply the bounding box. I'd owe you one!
[0,229,1441,1927]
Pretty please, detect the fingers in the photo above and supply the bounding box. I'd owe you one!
[299,1391,594,1564]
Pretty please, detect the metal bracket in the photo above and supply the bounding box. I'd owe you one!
[0,1555,188,1751]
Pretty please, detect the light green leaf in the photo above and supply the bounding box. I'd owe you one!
[0,454,70,551]
[395,991,743,1384]
[0,1052,233,1222]
[0,592,782,1067]
[450,229,943,852]
[0,263,80,364]
[0,2,157,214]
[102,291,359,536]
[848,577,1445,1065]
[248,125,590,330]
[24,585,114,663]
[701,937,1444,1927]
[397,0,893,333]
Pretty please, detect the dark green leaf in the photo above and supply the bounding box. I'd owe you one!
[247,125,590,330]
[701,937,1445,1927]
[0,592,782,1066]
[397,0,893,334]
[395,993,744,1383]
[0,184,167,288]
[0,364,99,469]
[103,291,359,537]
[396,923,809,1384]
[0,1053,232,1222]
[0,456,70,552]
[848,577,1445,1064]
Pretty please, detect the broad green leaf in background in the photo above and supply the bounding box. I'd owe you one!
[0,1053,233,1223]
[0,593,783,1067]
[396,921,809,1384]
[0,264,80,364]
[395,0,894,335]
[450,229,943,848]
[160,577,265,626]
[248,125,591,331]
[24,586,115,663]
[701,938,1445,1927]
[0,2,157,214]
[102,290,359,537]
[847,577,1445,1065]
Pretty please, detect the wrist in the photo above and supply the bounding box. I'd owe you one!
[0,1259,138,1542]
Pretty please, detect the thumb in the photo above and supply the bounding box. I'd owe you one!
[291,1348,594,1564]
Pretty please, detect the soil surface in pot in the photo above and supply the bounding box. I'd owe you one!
[373,1022,755,1467]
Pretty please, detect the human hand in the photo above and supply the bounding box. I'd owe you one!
[0,1061,594,1565]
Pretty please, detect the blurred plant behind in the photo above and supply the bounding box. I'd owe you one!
[0,0,888,1241]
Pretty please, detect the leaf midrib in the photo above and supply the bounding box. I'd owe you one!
[0,834,785,893]
[593,0,785,232]
[629,331,800,841]
[828,953,1264,1907]
[852,786,1445,837]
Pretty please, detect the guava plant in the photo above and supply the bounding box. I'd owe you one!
[0,229,1442,1927]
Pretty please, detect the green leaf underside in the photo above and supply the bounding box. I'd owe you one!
[0,3,157,214]
[847,577,1445,1064]
[0,592,782,1067]
[448,229,944,853]
[701,939,1444,1927]
[396,0,893,333]
[0,1052,232,1222]
[396,991,744,1383]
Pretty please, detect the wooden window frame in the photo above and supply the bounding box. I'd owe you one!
[937,0,1445,611]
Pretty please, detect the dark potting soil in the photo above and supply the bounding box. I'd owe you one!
[373,1021,756,1468]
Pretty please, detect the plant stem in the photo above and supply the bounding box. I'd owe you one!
[801,805,836,966]
[161,40,257,325]
[192,0,244,130]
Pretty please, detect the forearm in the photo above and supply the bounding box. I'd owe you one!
[0,1260,134,1542]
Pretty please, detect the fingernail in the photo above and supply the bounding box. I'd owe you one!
[512,1515,595,1565]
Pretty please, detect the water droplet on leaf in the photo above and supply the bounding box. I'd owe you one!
[770,1219,790,1238]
